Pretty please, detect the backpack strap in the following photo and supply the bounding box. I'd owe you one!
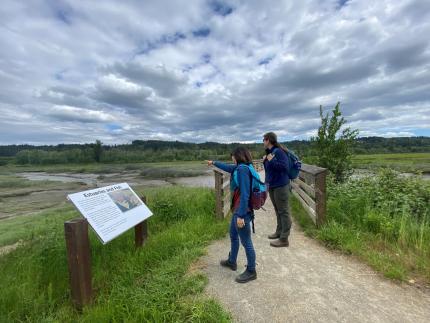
[245,164,265,185]
[251,215,255,234]
[272,147,287,159]
[236,165,256,234]
[247,166,256,234]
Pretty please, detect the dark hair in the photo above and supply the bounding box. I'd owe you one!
[231,146,253,164]
[263,132,288,152]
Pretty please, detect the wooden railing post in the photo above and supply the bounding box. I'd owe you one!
[135,195,149,247]
[252,160,263,172]
[291,164,327,227]
[64,218,92,309]
[315,170,327,227]
[214,170,224,219]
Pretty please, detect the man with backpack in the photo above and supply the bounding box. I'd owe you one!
[263,132,292,247]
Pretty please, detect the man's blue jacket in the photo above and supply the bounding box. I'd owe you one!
[263,147,289,188]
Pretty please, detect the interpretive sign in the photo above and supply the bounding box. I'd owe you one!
[67,183,152,244]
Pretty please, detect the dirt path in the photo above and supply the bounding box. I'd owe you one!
[202,197,430,322]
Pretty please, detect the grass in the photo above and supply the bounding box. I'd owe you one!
[352,152,430,173]
[140,166,206,179]
[0,186,231,322]
[0,206,76,247]
[290,170,430,284]
[2,153,428,321]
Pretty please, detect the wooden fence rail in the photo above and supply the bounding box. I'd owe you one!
[213,160,327,227]
[291,164,327,227]
[214,169,231,219]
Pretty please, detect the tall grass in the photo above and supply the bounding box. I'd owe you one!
[351,152,430,173]
[291,169,430,282]
[0,187,231,322]
[140,166,206,179]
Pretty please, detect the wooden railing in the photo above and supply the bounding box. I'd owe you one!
[291,164,328,227]
[214,169,231,219]
[253,160,264,172]
[213,161,327,226]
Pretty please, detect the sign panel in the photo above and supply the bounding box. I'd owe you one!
[67,183,152,244]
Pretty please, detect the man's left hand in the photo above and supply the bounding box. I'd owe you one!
[267,153,274,161]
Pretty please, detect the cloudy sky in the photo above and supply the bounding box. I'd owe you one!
[0,0,429,144]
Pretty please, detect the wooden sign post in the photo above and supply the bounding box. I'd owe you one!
[135,195,149,247]
[65,193,150,309]
[64,218,92,309]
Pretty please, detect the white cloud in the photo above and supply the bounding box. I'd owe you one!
[49,105,115,123]
[0,0,429,144]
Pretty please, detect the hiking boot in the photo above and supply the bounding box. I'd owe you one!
[270,238,289,247]
[268,232,280,239]
[235,269,257,283]
[220,259,237,271]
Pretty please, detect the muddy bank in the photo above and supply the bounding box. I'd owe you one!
[2,171,215,220]
[17,170,216,188]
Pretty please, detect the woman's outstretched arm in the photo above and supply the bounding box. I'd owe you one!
[207,160,236,174]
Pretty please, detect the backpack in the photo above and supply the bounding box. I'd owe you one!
[233,164,267,210]
[274,148,302,180]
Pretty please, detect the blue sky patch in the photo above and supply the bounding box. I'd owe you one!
[210,1,234,16]
[258,56,274,65]
[202,53,211,63]
[162,32,186,44]
[136,32,186,56]
[105,123,122,132]
[48,0,73,25]
[337,0,350,10]
[56,10,71,24]
[413,129,430,136]
[54,70,66,81]
[193,27,211,37]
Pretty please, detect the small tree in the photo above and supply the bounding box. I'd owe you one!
[93,140,103,163]
[312,102,358,182]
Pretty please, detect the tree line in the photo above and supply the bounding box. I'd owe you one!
[0,136,427,166]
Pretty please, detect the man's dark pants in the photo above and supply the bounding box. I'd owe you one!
[268,184,292,240]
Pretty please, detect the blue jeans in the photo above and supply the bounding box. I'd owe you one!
[228,213,256,272]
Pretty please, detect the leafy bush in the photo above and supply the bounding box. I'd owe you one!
[292,169,430,281]
[312,102,358,182]
[327,169,430,252]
